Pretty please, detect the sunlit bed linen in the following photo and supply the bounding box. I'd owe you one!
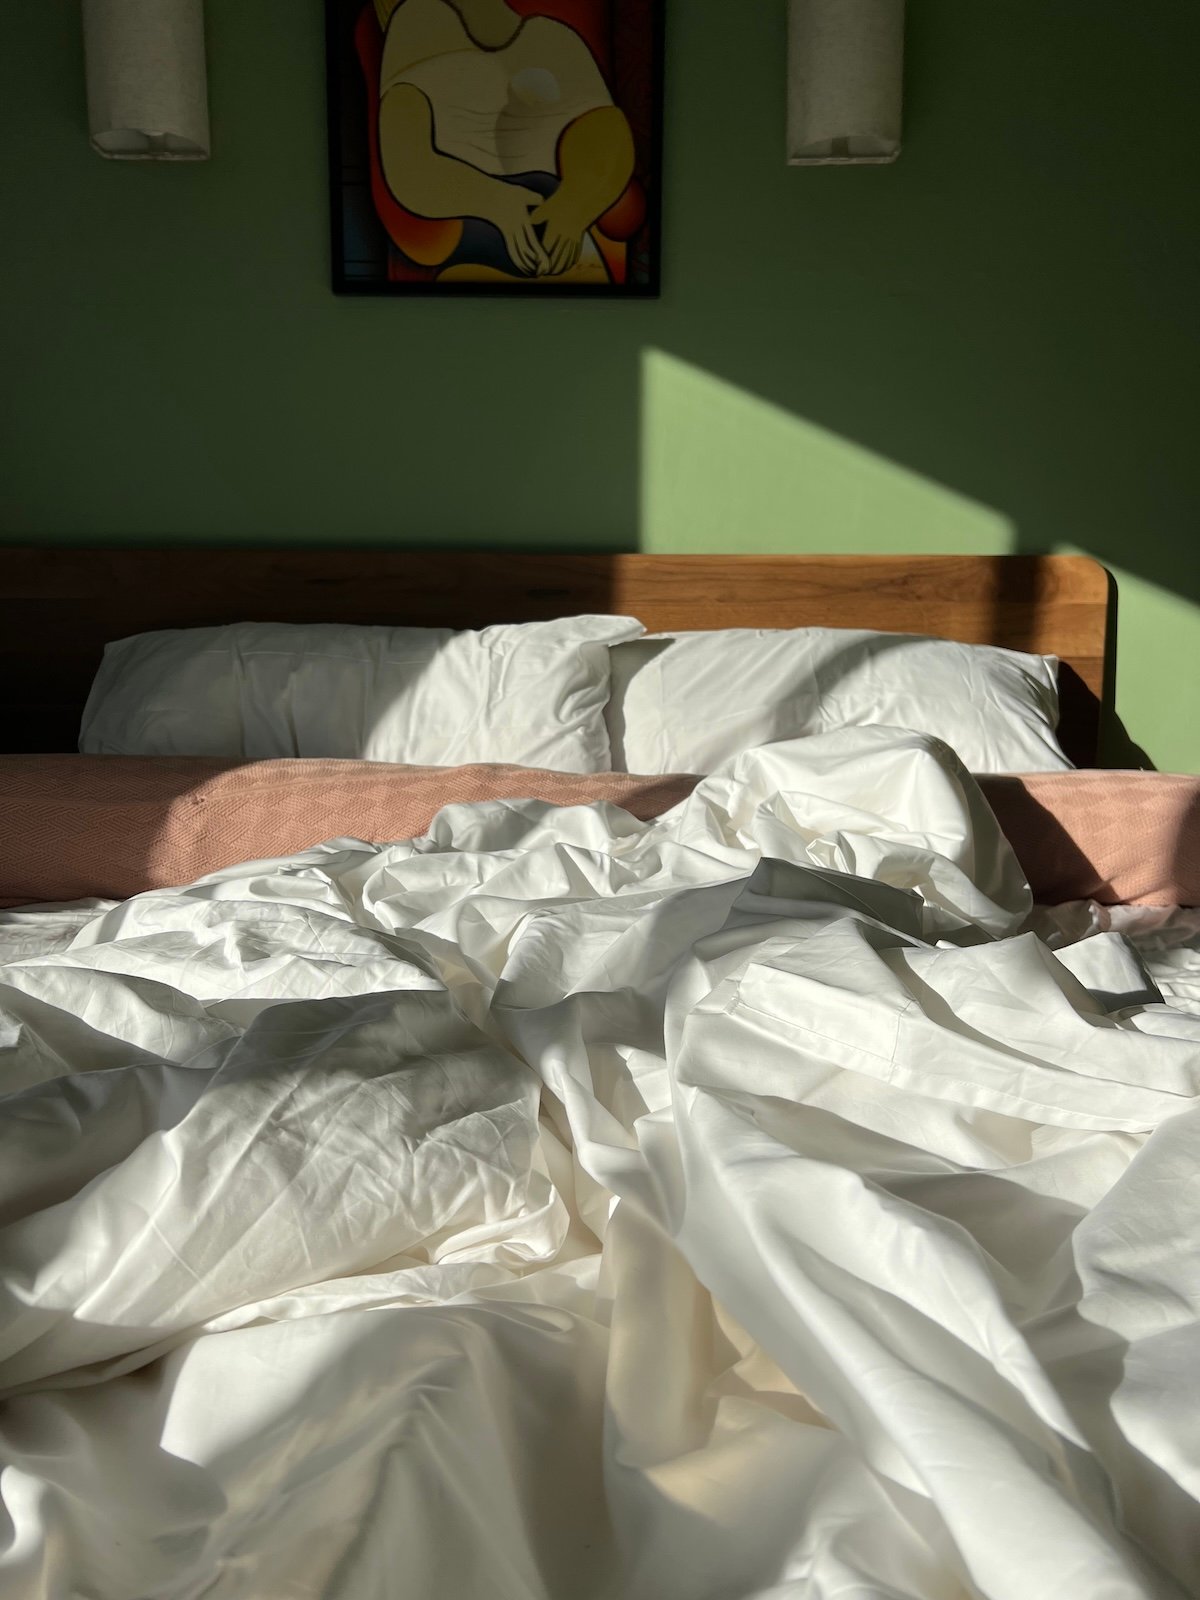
[5,901,1196,1016]
[1032,902,1200,1017]
[6,900,1196,1022]
[1,729,1198,1600]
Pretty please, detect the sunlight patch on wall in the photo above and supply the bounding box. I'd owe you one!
[640,350,1014,555]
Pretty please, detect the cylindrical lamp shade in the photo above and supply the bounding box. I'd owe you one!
[787,0,904,165]
[82,0,210,160]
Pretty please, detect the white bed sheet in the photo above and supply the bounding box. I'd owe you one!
[1,728,1197,1600]
[1029,902,1200,1019]
[0,900,118,965]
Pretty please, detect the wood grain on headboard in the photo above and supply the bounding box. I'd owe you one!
[0,549,1112,763]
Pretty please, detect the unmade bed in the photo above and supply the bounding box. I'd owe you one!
[0,551,1197,1600]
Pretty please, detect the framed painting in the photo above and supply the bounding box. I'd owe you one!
[325,0,663,296]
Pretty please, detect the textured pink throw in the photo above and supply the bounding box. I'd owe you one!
[977,771,1200,908]
[0,757,700,908]
[0,759,1196,909]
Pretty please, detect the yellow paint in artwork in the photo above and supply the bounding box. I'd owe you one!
[378,0,634,283]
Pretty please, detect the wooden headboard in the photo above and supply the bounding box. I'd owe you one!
[0,549,1112,764]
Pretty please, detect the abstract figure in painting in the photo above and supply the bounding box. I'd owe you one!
[330,0,659,292]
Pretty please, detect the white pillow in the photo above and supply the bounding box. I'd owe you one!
[80,616,645,773]
[610,628,1072,775]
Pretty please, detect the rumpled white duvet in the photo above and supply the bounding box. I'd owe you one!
[1,730,1198,1600]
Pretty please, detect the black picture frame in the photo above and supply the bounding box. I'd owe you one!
[325,0,663,297]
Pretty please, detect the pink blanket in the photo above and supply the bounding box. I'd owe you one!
[977,771,1200,909]
[0,758,1196,909]
[0,758,699,908]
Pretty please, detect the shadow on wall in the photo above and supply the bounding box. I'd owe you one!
[637,350,1156,769]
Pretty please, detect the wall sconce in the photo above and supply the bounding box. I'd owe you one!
[787,0,904,165]
[82,0,210,160]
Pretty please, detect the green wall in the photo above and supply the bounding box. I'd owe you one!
[2,2,1197,769]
